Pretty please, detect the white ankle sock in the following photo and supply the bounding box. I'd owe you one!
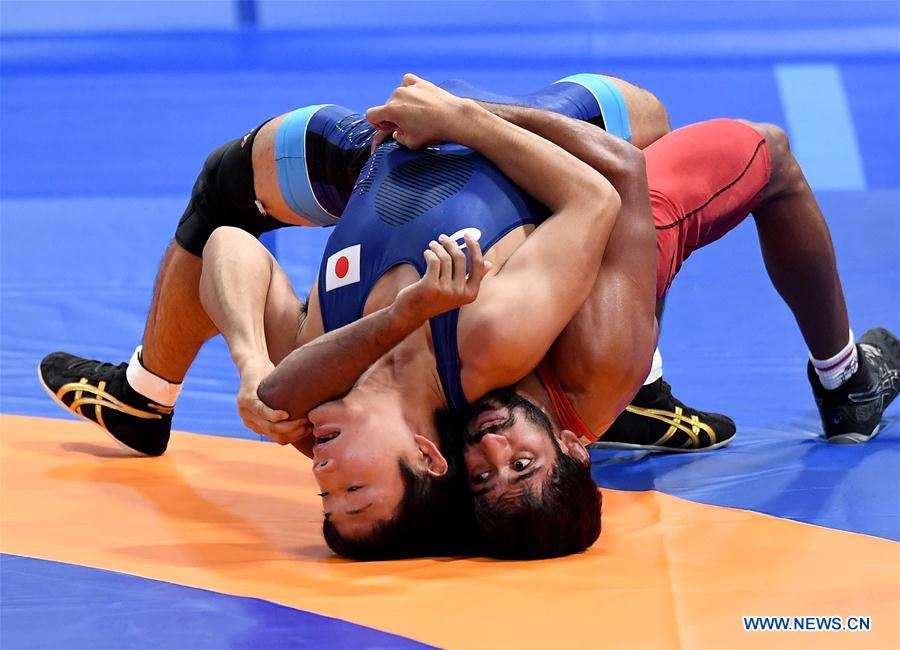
[810,330,858,390]
[126,346,182,406]
[643,347,664,385]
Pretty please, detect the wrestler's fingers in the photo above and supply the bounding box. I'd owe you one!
[252,399,290,423]
[429,239,452,282]
[365,105,396,130]
[422,247,440,282]
[263,418,308,443]
[441,234,467,286]
[394,129,425,150]
[243,411,306,444]
[464,235,491,296]
[402,73,421,87]
[371,129,394,153]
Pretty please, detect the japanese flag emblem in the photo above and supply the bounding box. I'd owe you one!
[325,244,361,291]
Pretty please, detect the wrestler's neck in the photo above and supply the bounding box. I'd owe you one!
[355,327,447,444]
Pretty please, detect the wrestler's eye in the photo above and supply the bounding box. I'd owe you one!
[471,471,490,485]
[317,492,329,498]
[512,458,532,472]
[347,486,361,492]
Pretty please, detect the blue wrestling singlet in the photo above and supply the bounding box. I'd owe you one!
[288,76,632,411]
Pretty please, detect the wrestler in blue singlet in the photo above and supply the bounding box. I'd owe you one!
[276,76,632,411]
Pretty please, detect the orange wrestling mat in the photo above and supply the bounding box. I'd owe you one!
[1,414,897,649]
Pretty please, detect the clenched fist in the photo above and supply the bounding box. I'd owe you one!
[366,74,474,150]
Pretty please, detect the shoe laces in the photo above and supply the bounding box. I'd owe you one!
[65,358,126,382]
[658,379,673,398]
[658,379,681,403]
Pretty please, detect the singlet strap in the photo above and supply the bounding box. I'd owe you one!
[429,310,470,412]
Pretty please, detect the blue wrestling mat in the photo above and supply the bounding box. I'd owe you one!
[1,1,898,648]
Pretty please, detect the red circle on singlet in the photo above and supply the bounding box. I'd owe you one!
[335,256,350,279]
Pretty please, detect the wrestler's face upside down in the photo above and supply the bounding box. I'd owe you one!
[307,387,466,558]
[464,387,589,503]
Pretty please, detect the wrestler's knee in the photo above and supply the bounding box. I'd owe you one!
[202,225,265,259]
[606,76,671,148]
[750,121,790,159]
[634,88,671,146]
[744,121,805,199]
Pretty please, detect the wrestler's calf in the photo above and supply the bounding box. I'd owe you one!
[743,120,851,359]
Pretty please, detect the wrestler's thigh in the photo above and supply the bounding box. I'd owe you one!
[603,76,671,148]
[647,119,772,296]
[264,262,307,365]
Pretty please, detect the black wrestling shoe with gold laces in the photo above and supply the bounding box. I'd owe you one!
[38,351,172,456]
[589,378,736,452]
[810,327,900,444]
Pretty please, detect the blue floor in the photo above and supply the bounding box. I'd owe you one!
[0,554,433,649]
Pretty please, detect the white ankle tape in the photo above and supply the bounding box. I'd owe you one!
[643,347,664,385]
[126,346,182,406]
[810,330,857,390]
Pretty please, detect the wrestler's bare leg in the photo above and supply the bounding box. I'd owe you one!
[745,121,898,444]
[744,121,850,358]
[139,242,217,382]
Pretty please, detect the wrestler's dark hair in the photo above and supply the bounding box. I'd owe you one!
[322,409,476,560]
[471,393,601,559]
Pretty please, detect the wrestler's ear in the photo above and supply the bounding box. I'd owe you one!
[559,429,590,466]
[413,434,449,477]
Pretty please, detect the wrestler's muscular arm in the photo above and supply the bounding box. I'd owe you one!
[476,104,659,430]
[367,75,621,399]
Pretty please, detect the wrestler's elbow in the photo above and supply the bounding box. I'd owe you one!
[586,177,621,224]
[257,373,287,411]
[619,142,645,178]
[469,353,535,396]
[586,329,656,416]
[462,317,538,392]
[599,137,645,186]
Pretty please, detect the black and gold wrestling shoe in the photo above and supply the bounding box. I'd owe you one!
[589,378,736,452]
[810,327,900,444]
[38,351,172,456]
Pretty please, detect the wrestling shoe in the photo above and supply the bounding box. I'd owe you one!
[809,327,900,444]
[589,378,736,452]
[38,351,172,456]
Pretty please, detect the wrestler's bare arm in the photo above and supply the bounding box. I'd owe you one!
[367,75,622,399]
[475,103,659,431]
